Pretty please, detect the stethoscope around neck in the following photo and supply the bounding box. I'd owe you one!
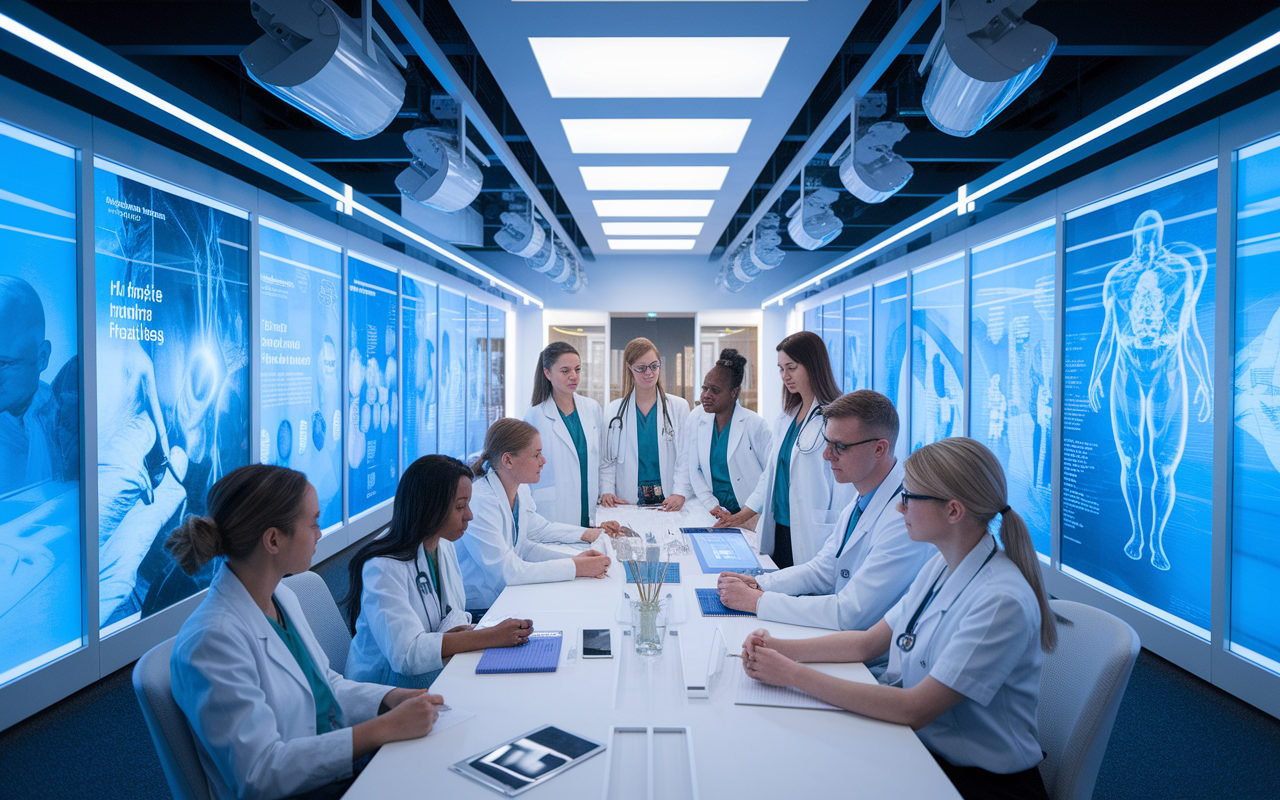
[605,389,676,464]
[793,403,828,455]
[414,547,451,630]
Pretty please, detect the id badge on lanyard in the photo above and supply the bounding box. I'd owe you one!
[638,480,665,506]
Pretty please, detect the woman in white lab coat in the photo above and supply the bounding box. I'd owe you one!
[343,455,534,690]
[523,342,603,527]
[740,438,1057,800]
[600,336,691,509]
[455,418,615,612]
[167,464,444,800]
[675,348,772,520]
[717,331,853,569]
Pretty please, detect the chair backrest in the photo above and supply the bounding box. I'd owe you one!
[282,570,353,675]
[132,637,212,800]
[1038,599,1141,800]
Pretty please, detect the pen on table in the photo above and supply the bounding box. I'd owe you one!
[727,653,745,659]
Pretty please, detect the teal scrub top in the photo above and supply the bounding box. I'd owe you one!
[836,483,877,558]
[512,496,521,547]
[635,401,662,496]
[772,416,801,526]
[559,406,591,527]
[709,417,740,514]
[267,600,343,735]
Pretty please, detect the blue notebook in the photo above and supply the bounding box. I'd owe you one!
[695,588,756,617]
[682,529,762,574]
[625,562,680,583]
[475,631,563,674]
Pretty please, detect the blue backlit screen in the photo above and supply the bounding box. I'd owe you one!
[911,255,965,453]
[346,255,399,518]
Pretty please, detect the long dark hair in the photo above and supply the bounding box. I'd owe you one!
[777,330,840,414]
[531,341,579,406]
[343,455,474,632]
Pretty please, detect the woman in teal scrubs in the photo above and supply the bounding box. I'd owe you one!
[524,342,604,527]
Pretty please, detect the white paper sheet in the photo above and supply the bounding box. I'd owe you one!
[428,705,476,736]
[732,663,842,711]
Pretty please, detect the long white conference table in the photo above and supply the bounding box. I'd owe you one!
[343,505,960,799]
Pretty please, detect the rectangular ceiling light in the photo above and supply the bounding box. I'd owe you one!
[580,166,728,191]
[529,37,788,98]
[593,199,714,217]
[608,239,698,250]
[562,119,751,154]
[601,222,704,236]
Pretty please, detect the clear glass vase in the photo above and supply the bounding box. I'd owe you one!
[629,598,667,657]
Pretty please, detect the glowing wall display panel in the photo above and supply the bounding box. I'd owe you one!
[820,298,843,387]
[402,274,438,468]
[94,158,250,633]
[1061,162,1216,637]
[803,306,818,335]
[346,255,399,518]
[488,306,506,426]
[0,121,81,684]
[874,276,909,460]
[843,287,871,393]
[970,220,1056,558]
[438,287,467,461]
[466,298,488,457]
[257,220,343,532]
[911,254,965,452]
[1232,134,1280,671]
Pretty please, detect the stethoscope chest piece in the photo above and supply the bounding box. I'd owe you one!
[896,633,917,652]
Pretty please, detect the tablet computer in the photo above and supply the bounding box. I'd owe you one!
[448,725,606,796]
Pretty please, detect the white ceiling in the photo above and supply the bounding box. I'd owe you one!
[448,0,871,256]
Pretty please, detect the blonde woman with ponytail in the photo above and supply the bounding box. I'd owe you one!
[167,464,445,800]
[739,438,1056,800]
[455,418,616,613]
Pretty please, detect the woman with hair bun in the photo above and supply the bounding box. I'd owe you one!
[673,348,773,520]
[168,464,445,800]
[523,341,604,527]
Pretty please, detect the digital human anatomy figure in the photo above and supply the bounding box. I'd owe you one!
[1087,210,1212,570]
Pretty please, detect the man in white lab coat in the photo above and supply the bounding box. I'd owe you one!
[716,390,931,635]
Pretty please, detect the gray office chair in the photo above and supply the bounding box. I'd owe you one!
[282,570,353,675]
[132,637,212,800]
[1038,599,1141,800]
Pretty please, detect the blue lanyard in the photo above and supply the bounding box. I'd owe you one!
[896,542,997,652]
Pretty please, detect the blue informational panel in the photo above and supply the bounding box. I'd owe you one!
[843,287,871,393]
[1232,134,1280,671]
[1061,162,1216,636]
[820,298,843,387]
[874,276,909,459]
[257,221,343,531]
[466,298,488,457]
[911,254,965,452]
[970,221,1056,557]
[402,274,438,468]
[94,159,250,632]
[803,306,818,335]
[438,287,467,461]
[346,255,399,518]
[0,122,82,684]
[488,306,506,426]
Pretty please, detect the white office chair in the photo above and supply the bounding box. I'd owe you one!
[132,637,212,800]
[282,570,353,675]
[1038,599,1141,800]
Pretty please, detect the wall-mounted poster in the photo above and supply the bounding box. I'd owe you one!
[820,298,842,386]
[843,288,870,393]
[438,287,467,461]
[487,306,506,426]
[0,121,81,684]
[911,254,965,452]
[874,276,909,460]
[258,220,343,531]
[466,299,488,458]
[94,158,250,632]
[1061,161,1216,636]
[970,220,1056,558]
[346,255,399,519]
[1232,133,1280,671]
[402,274,438,468]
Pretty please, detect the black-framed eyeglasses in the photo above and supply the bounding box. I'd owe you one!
[900,491,947,508]
[822,435,883,454]
[630,361,662,374]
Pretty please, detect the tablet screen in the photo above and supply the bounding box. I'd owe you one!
[467,727,600,791]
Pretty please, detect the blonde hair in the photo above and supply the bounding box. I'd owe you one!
[619,337,664,398]
[903,437,1056,651]
[472,417,539,476]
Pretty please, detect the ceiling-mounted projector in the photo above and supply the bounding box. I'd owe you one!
[719,211,787,293]
[921,0,1056,137]
[396,128,484,213]
[838,122,913,204]
[787,187,843,250]
[494,210,547,258]
[241,0,406,140]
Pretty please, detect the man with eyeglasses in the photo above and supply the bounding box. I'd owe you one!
[717,390,931,646]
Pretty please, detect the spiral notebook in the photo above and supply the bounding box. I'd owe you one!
[695,588,756,617]
[475,631,563,674]
[625,562,681,583]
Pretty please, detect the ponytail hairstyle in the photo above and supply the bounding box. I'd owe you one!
[903,437,1057,651]
[164,464,311,575]
[471,417,540,477]
[531,341,580,407]
[776,331,840,414]
[713,348,748,399]
[344,454,474,632]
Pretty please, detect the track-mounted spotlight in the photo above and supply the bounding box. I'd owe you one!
[787,185,842,251]
[396,127,484,213]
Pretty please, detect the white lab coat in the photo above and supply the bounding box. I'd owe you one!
[523,395,604,526]
[744,406,856,566]
[674,402,772,514]
[170,565,391,800]
[882,534,1044,774]
[600,392,691,503]
[345,539,471,689]
[755,460,932,631]
[455,471,584,609]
